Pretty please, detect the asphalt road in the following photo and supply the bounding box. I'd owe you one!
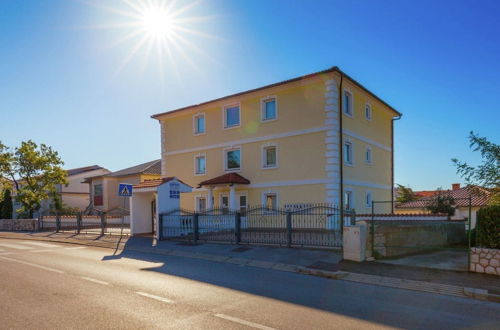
[0,238,499,330]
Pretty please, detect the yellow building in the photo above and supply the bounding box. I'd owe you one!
[151,67,401,213]
[84,160,161,215]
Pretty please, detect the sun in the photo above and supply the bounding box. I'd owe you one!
[87,0,216,78]
[141,7,174,39]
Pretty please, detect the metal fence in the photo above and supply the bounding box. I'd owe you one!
[40,213,130,235]
[159,204,355,248]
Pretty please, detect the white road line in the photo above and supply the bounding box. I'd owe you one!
[64,246,86,250]
[0,243,33,250]
[20,241,61,248]
[214,314,277,330]
[135,291,175,304]
[79,276,109,285]
[0,256,65,274]
[30,249,55,253]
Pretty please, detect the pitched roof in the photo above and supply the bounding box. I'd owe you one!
[396,186,492,209]
[133,177,192,189]
[199,173,250,187]
[66,165,106,177]
[151,66,402,119]
[108,160,161,177]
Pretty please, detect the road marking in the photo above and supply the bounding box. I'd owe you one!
[135,291,175,304]
[0,256,65,274]
[30,249,55,253]
[79,276,109,285]
[20,241,61,248]
[214,314,276,330]
[0,243,33,250]
[64,246,86,250]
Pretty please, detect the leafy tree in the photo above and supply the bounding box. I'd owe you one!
[476,205,500,249]
[0,189,13,219]
[452,132,499,204]
[0,140,67,218]
[395,184,418,203]
[426,189,455,216]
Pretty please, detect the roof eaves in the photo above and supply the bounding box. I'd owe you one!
[151,66,401,120]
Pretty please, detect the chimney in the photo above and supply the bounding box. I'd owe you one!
[452,183,461,191]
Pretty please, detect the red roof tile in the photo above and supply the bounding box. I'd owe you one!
[199,173,250,186]
[133,177,192,189]
[396,186,492,209]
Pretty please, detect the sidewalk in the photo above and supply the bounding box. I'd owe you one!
[1,231,498,302]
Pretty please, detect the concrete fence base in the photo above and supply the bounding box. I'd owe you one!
[0,218,39,231]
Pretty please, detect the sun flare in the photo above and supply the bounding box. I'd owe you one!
[88,0,216,78]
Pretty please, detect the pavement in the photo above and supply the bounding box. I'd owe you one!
[1,231,499,303]
[1,236,499,329]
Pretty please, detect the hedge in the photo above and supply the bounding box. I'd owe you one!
[476,205,500,249]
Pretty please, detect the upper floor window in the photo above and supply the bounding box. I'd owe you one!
[261,97,277,121]
[365,103,372,121]
[262,145,277,168]
[343,90,353,116]
[344,141,353,165]
[224,105,240,128]
[224,147,241,171]
[195,155,206,175]
[365,146,372,164]
[193,113,205,134]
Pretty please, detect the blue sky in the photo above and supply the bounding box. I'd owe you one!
[0,0,498,190]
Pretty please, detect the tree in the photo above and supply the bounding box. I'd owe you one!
[426,189,455,216]
[395,184,418,203]
[0,140,67,218]
[452,132,499,204]
[0,189,13,219]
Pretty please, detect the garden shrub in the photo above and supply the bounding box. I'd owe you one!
[476,205,500,249]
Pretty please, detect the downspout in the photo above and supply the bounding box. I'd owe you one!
[391,114,402,212]
[338,73,344,219]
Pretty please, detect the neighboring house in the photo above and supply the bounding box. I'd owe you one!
[84,160,161,215]
[11,165,109,217]
[395,184,492,228]
[150,66,401,213]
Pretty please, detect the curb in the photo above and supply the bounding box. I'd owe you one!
[1,233,498,303]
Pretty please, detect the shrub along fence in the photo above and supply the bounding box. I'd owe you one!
[470,205,500,275]
[159,204,355,249]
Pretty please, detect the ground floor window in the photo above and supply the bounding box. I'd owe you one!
[196,197,207,212]
[344,190,353,209]
[263,192,278,209]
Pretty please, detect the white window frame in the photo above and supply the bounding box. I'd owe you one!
[344,189,354,210]
[220,194,229,210]
[194,153,206,176]
[195,195,207,212]
[193,112,206,135]
[344,140,353,166]
[261,96,278,122]
[262,191,279,209]
[237,192,248,214]
[261,143,278,169]
[365,146,372,164]
[343,89,353,117]
[223,146,242,172]
[223,103,241,129]
[364,103,372,121]
[365,191,373,209]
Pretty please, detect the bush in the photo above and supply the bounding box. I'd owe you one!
[476,205,500,249]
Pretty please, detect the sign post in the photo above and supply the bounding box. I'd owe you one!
[118,183,133,235]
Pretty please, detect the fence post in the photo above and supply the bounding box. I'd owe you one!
[76,212,82,234]
[193,213,199,242]
[286,211,292,248]
[158,214,163,240]
[235,212,241,244]
[100,212,106,235]
[467,195,472,270]
[371,201,375,258]
[56,213,61,232]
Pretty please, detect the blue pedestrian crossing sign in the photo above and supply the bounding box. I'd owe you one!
[118,183,133,197]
